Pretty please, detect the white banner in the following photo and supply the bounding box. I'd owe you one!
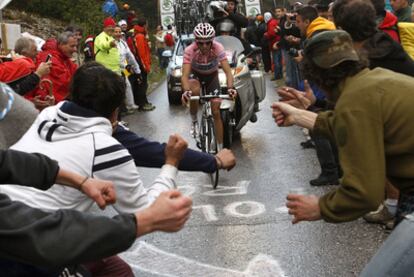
[244,0,261,17]
[0,0,12,10]
[160,0,175,27]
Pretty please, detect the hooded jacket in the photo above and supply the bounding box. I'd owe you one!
[0,57,36,83]
[264,17,281,49]
[306,17,336,38]
[25,39,77,103]
[364,31,414,77]
[378,11,400,43]
[133,25,151,73]
[0,101,177,213]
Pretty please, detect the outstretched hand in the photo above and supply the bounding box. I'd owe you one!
[165,134,188,167]
[81,178,117,209]
[271,102,300,127]
[286,194,321,224]
[136,190,193,236]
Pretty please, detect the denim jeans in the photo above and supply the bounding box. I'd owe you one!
[272,49,283,80]
[360,213,414,277]
[282,50,302,89]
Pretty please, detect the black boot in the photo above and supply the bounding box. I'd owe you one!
[309,173,339,186]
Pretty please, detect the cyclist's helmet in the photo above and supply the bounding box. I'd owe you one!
[193,23,216,42]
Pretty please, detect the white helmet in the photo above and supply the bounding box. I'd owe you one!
[193,23,216,41]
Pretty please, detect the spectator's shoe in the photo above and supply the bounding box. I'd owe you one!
[363,204,395,226]
[309,174,339,186]
[300,139,315,149]
[140,103,156,111]
[190,121,199,139]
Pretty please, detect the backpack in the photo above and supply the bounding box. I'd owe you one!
[164,32,175,47]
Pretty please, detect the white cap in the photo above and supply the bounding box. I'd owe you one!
[118,20,127,27]
[264,12,273,23]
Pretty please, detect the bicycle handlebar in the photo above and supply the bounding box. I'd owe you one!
[190,95,233,101]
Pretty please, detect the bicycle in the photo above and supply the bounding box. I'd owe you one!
[190,87,233,189]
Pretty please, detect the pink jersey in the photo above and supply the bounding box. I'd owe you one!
[183,41,227,75]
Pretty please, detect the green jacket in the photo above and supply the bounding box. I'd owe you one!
[314,68,414,222]
[94,31,121,74]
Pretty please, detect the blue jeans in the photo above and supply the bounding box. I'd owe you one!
[360,213,414,277]
[272,49,283,80]
[282,50,302,89]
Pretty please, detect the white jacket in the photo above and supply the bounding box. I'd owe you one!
[0,101,177,213]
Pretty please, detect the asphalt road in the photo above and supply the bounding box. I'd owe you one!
[115,76,388,277]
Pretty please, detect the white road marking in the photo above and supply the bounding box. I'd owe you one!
[202,180,250,197]
[275,206,289,214]
[193,204,219,221]
[223,201,266,218]
[120,242,287,277]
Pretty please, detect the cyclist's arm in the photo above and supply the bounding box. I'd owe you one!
[181,63,192,91]
[220,59,234,89]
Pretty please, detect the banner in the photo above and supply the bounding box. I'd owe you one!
[160,0,175,28]
[244,0,261,17]
[0,0,12,10]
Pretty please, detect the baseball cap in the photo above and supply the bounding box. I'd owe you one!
[304,30,359,69]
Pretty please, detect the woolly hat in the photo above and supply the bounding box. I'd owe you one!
[118,20,127,27]
[104,17,116,28]
[264,12,273,23]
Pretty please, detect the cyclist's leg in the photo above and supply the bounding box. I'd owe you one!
[207,73,223,150]
[189,78,200,118]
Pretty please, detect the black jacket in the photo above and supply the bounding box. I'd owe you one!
[211,12,248,37]
[0,150,136,267]
[364,31,414,77]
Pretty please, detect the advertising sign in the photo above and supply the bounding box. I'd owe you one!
[244,0,261,17]
[160,0,175,28]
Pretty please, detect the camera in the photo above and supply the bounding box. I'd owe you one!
[289,15,296,21]
[288,48,299,58]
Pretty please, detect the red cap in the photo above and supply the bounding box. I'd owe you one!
[104,17,116,28]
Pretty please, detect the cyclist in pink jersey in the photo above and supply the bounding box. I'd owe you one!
[181,23,236,151]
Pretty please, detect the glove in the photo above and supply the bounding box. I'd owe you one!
[181,90,192,105]
[227,88,237,99]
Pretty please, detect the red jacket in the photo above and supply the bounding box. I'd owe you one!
[133,25,151,73]
[264,18,281,50]
[26,39,77,103]
[379,11,400,43]
[0,57,36,83]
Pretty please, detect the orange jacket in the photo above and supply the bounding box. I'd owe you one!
[134,25,151,73]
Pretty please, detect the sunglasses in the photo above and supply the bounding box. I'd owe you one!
[196,41,212,46]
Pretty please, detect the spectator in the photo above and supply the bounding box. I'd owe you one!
[333,0,414,229]
[210,0,248,37]
[131,18,155,111]
[154,25,167,69]
[25,31,78,108]
[256,14,272,73]
[65,25,84,66]
[0,37,51,97]
[95,17,121,74]
[0,83,192,276]
[371,0,400,42]
[297,5,339,187]
[114,26,140,113]
[272,29,414,277]
[391,0,412,22]
[0,63,187,275]
[278,7,302,88]
[264,12,283,80]
[333,0,414,76]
